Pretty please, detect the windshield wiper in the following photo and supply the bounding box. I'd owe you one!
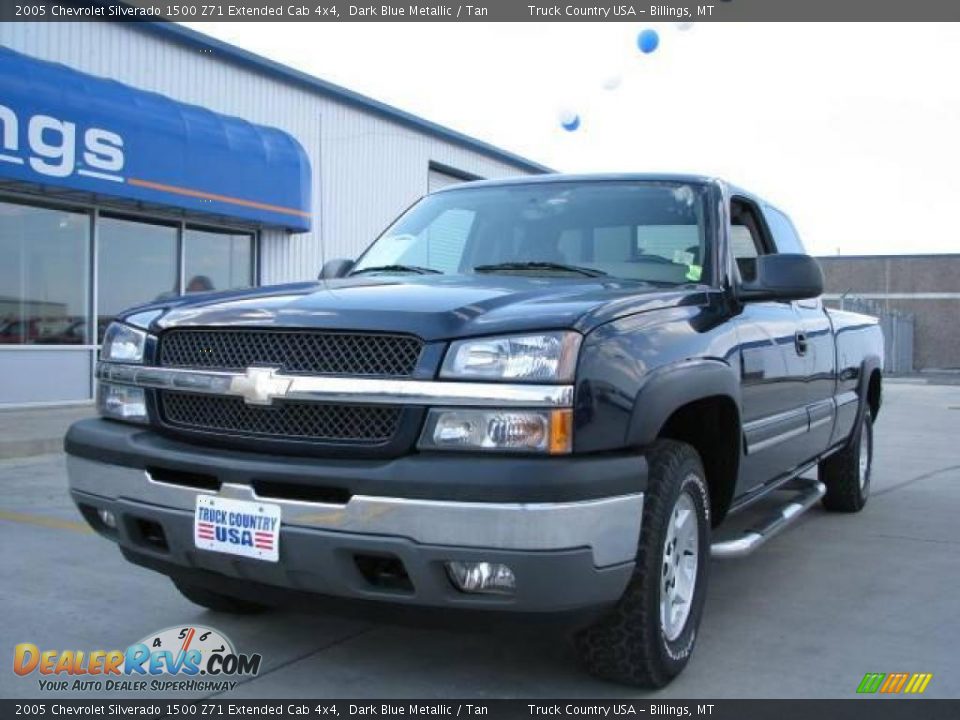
[473,262,608,278]
[350,264,442,276]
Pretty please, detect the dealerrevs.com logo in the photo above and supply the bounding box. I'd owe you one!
[13,625,262,693]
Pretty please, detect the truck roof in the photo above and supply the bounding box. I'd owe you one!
[432,172,722,192]
[433,172,780,218]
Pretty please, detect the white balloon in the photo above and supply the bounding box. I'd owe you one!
[602,74,622,91]
[675,21,694,31]
[557,108,578,125]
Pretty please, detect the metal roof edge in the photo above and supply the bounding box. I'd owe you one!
[135,21,555,175]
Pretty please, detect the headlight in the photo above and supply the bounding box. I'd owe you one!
[419,408,573,454]
[441,332,581,382]
[97,383,148,424]
[101,322,147,363]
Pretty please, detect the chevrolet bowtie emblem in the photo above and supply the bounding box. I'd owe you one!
[229,367,292,406]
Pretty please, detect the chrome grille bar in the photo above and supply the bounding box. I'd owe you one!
[98,363,574,409]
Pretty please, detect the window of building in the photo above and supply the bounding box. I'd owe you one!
[184,227,255,294]
[96,215,178,340]
[0,195,259,407]
[0,200,90,345]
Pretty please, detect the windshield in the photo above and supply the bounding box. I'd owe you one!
[351,181,711,284]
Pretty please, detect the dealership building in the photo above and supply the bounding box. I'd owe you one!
[0,22,548,407]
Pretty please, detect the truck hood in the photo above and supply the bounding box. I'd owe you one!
[148,275,707,341]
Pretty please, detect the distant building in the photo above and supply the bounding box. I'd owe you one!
[817,254,960,371]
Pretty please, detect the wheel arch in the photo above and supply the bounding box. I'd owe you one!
[856,355,883,426]
[866,367,882,420]
[627,360,742,524]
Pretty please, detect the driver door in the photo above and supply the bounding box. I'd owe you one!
[731,198,810,494]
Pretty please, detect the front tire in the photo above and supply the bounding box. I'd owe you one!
[173,579,270,614]
[820,409,873,513]
[575,440,711,688]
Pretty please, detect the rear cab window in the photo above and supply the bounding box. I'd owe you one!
[762,205,806,254]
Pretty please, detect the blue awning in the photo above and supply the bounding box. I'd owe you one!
[0,47,311,231]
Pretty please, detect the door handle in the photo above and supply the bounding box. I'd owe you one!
[794,331,808,356]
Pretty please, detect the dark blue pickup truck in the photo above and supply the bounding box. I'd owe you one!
[66,174,883,686]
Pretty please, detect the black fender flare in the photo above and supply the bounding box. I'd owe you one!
[851,355,882,443]
[625,358,742,448]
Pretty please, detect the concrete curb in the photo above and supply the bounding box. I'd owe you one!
[0,405,94,461]
[0,438,67,461]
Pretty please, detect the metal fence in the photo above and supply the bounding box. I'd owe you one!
[832,297,915,374]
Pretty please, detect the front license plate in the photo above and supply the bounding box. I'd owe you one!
[194,495,281,563]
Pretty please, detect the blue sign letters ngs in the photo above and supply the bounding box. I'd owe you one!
[0,47,311,231]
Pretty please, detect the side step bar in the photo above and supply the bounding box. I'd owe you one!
[711,478,826,559]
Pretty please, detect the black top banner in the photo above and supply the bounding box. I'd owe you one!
[4,0,960,21]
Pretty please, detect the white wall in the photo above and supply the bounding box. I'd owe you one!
[0,23,534,284]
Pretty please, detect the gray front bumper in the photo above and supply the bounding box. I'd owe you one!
[68,456,642,613]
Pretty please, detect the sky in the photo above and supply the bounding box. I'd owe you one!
[183,22,960,257]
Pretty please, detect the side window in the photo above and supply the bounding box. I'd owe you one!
[763,205,806,254]
[729,225,759,262]
[729,198,770,282]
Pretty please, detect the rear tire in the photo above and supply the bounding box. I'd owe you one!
[575,440,711,688]
[820,409,872,513]
[173,580,270,614]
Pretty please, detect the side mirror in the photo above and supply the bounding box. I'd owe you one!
[319,258,355,280]
[739,254,824,302]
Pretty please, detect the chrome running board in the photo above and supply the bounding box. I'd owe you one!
[711,478,826,559]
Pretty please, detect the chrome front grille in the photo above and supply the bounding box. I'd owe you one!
[154,328,421,446]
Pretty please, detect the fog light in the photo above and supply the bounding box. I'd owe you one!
[445,561,516,595]
[97,509,117,529]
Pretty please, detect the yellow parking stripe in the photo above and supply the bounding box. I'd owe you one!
[917,674,934,694]
[0,510,93,534]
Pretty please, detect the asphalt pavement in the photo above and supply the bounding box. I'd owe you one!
[1,381,958,699]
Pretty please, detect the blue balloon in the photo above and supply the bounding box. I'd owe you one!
[561,115,581,132]
[637,29,660,54]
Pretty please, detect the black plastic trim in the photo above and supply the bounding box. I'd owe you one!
[125,550,612,631]
[626,358,741,447]
[66,418,647,503]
